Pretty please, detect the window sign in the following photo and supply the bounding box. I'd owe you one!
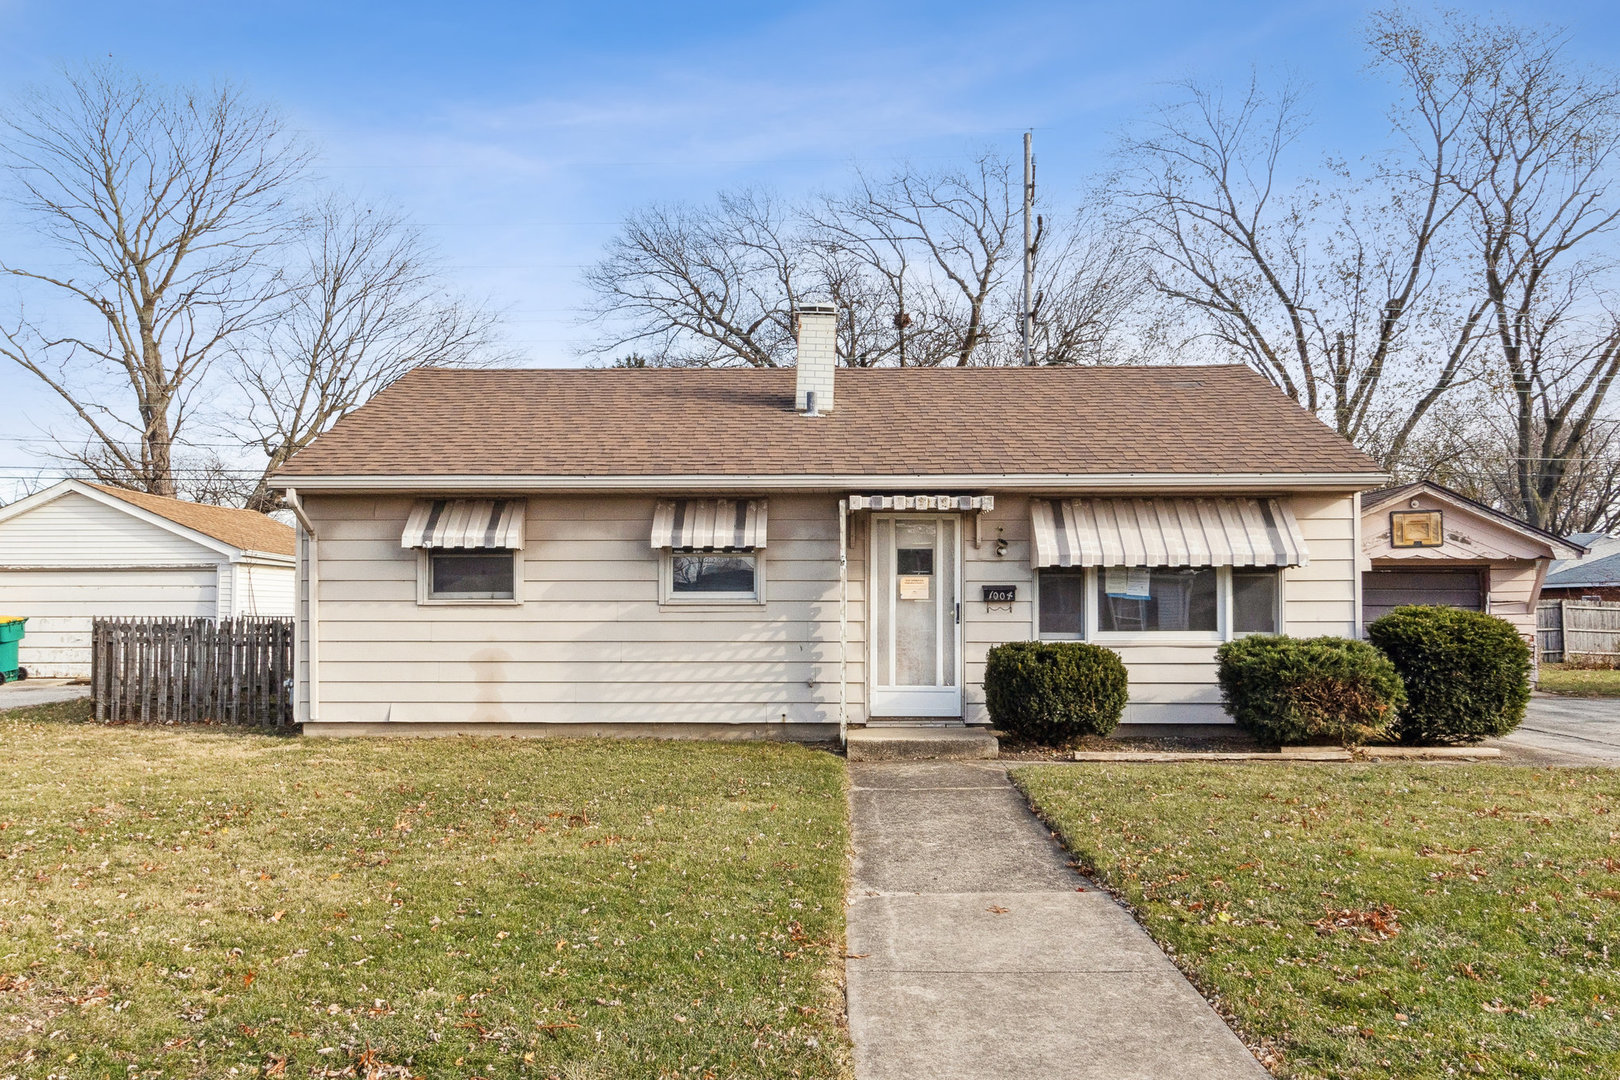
[1104,567,1152,599]
[898,574,932,600]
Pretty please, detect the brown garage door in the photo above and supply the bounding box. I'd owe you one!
[1362,568,1484,628]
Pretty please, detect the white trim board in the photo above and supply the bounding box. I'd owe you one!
[275,471,1390,494]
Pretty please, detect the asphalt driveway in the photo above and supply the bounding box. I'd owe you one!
[0,678,91,711]
[1498,694,1620,764]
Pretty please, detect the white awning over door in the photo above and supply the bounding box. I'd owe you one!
[845,494,994,512]
[1030,497,1308,568]
[650,499,768,550]
[401,499,525,549]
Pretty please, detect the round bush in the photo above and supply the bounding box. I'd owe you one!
[1216,635,1405,747]
[983,641,1128,743]
[1366,605,1531,744]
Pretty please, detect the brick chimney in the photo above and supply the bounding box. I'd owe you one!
[793,302,837,415]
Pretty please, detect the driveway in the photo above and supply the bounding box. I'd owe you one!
[0,678,91,711]
[1497,694,1620,764]
[845,761,1268,1079]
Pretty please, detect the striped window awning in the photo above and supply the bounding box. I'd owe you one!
[401,499,525,550]
[846,494,995,512]
[651,499,768,551]
[1030,497,1308,569]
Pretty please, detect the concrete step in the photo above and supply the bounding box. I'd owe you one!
[847,726,999,762]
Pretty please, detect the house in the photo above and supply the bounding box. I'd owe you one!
[274,305,1390,740]
[1359,481,1584,644]
[0,480,296,678]
[1540,532,1620,602]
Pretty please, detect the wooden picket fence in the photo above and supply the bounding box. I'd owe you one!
[1538,599,1620,664]
[91,617,295,727]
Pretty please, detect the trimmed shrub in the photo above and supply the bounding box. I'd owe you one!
[1216,635,1405,747]
[1367,605,1531,744]
[983,641,1129,743]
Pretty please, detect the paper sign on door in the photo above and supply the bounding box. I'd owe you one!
[898,575,932,600]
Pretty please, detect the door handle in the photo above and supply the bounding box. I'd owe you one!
[955,601,961,625]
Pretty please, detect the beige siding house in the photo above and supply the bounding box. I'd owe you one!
[0,480,296,678]
[277,307,1388,739]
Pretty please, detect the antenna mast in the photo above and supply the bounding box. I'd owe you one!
[1021,130,1036,365]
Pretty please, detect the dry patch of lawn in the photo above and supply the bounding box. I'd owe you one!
[1013,763,1620,1079]
[1539,665,1620,698]
[0,714,850,1080]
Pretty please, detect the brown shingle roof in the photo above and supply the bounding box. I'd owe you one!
[87,483,295,556]
[276,365,1382,480]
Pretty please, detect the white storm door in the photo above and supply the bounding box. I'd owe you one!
[869,515,962,717]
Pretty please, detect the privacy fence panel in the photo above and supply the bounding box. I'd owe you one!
[91,617,295,726]
[1538,600,1620,665]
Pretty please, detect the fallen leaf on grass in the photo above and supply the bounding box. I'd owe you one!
[1311,904,1401,940]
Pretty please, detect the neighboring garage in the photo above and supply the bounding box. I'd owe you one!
[1360,482,1582,644]
[1362,567,1485,624]
[0,480,295,678]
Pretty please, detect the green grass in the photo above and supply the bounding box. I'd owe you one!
[1012,764,1620,1079]
[1539,665,1620,697]
[0,714,851,1080]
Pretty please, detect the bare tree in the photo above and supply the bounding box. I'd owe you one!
[1115,65,1480,459]
[1445,14,1620,530]
[1020,206,1149,366]
[809,155,1017,367]
[234,196,502,511]
[583,189,807,367]
[586,156,1135,370]
[0,64,308,496]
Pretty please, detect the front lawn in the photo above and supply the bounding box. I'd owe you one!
[1539,664,1620,698]
[0,715,850,1080]
[1013,764,1620,1079]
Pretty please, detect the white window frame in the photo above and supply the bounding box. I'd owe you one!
[1230,567,1287,638]
[1028,566,1289,644]
[659,548,765,606]
[417,548,523,606]
[1033,567,1088,641]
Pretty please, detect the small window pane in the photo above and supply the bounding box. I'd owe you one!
[1038,568,1086,638]
[1233,571,1280,633]
[431,550,514,599]
[1096,566,1217,633]
[672,554,756,595]
[896,547,935,575]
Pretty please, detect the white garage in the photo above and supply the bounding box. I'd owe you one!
[0,480,295,678]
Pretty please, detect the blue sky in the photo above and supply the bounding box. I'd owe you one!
[2,0,1618,494]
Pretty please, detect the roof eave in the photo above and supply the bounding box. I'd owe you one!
[1362,480,1586,559]
[273,470,1391,495]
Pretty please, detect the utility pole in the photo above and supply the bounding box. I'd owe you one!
[1021,130,1036,365]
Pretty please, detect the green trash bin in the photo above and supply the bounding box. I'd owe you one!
[0,617,26,683]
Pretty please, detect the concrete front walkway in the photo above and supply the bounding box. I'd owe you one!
[846,762,1269,1080]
